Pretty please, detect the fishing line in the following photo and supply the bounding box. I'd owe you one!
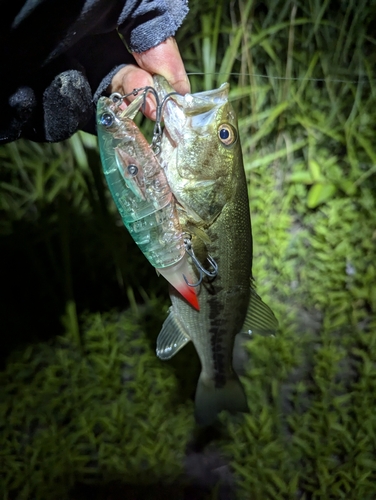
[186,72,371,84]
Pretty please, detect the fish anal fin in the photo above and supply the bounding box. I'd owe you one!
[194,373,249,426]
[241,287,278,336]
[156,308,191,360]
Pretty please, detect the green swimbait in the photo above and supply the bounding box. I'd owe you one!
[96,92,199,309]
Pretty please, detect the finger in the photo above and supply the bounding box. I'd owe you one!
[108,65,158,119]
[132,37,190,95]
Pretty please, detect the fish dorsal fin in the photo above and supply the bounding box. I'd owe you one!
[156,308,191,360]
[241,287,278,336]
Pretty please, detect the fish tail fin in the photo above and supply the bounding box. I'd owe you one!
[194,373,249,426]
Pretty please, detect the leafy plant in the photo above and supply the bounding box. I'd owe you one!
[1,307,193,499]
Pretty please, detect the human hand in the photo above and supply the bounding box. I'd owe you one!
[109,37,190,120]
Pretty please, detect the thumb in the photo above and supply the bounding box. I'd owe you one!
[132,37,190,95]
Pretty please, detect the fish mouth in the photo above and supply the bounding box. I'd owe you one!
[153,75,230,149]
[163,127,178,148]
[153,75,229,110]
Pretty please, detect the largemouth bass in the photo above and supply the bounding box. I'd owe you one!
[154,76,278,425]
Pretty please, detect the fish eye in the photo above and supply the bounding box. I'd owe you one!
[100,111,115,127]
[218,124,237,146]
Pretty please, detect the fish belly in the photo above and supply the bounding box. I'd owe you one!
[169,199,252,425]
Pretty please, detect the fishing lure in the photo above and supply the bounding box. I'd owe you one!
[96,89,199,309]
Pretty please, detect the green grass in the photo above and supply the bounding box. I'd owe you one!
[1,1,376,498]
[222,324,376,499]
[1,306,194,499]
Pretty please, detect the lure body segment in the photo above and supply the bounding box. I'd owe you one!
[96,94,199,309]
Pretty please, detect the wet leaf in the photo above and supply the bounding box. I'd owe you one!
[307,183,337,208]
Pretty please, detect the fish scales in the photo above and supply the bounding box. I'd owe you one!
[154,76,275,425]
[196,159,252,389]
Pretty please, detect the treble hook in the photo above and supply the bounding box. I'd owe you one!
[151,119,163,154]
[110,88,179,154]
[151,91,178,154]
[183,237,218,287]
[160,91,179,112]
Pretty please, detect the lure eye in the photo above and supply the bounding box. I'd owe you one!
[100,112,114,127]
[218,124,237,147]
[127,164,138,176]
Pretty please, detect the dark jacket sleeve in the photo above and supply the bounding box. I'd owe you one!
[118,0,189,53]
[0,0,189,144]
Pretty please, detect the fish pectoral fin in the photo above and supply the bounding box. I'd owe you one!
[241,287,279,336]
[156,308,191,360]
[187,224,212,245]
